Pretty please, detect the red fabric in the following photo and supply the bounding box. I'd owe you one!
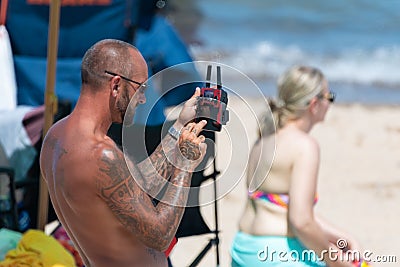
[52,224,84,267]
[0,0,8,25]
[58,240,85,267]
[164,237,177,257]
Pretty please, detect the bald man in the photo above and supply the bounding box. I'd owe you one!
[40,39,207,267]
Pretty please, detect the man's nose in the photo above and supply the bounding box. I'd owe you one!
[138,93,146,104]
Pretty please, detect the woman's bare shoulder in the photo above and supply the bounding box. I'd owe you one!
[276,128,320,158]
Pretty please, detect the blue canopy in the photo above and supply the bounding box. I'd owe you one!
[6,0,199,125]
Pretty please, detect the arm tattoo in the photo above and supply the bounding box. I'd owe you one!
[96,145,193,250]
[137,134,176,191]
[46,135,68,160]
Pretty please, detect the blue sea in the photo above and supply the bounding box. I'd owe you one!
[188,0,400,104]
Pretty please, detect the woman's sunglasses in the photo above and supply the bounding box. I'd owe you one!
[317,91,336,103]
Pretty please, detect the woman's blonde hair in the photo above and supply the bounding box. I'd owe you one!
[259,65,326,137]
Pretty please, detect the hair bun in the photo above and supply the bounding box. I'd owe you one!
[268,98,284,112]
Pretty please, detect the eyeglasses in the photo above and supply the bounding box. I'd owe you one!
[104,70,147,89]
[317,91,336,103]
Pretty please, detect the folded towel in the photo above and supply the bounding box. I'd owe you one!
[0,228,22,261]
[0,229,75,267]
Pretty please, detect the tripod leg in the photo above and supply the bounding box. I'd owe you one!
[216,240,220,266]
[189,240,213,267]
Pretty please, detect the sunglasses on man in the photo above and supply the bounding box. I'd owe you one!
[105,70,147,90]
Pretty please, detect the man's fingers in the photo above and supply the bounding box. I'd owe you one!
[192,120,207,136]
[185,122,196,132]
[179,123,195,139]
[191,87,201,99]
[185,88,200,107]
[193,135,206,145]
[198,135,206,143]
[181,120,207,138]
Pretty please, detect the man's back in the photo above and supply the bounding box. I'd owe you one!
[40,114,168,267]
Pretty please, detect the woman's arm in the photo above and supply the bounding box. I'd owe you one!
[288,136,353,267]
[316,215,361,252]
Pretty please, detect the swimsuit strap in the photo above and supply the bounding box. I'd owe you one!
[249,190,318,208]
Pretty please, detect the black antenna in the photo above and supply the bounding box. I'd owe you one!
[216,66,222,89]
[205,65,212,88]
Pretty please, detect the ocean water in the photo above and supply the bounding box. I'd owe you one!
[188,0,400,104]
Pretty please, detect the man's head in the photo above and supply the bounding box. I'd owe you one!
[81,39,148,123]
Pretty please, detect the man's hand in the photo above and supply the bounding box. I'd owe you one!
[174,120,207,172]
[179,121,207,160]
[174,87,201,130]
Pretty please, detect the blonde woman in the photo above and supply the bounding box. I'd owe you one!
[231,66,367,267]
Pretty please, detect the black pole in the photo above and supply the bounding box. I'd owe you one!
[188,131,221,267]
[212,151,220,266]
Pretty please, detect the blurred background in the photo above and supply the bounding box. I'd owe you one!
[165,1,400,266]
[167,0,400,103]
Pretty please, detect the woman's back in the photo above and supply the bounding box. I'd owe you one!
[231,66,363,267]
[238,124,316,237]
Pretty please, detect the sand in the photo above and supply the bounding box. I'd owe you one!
[169,97,400,267]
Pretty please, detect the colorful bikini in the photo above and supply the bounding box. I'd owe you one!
[248,190,318,208]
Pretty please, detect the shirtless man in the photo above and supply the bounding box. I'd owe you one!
[40,39,207,267]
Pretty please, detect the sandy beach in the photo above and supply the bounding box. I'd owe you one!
[169,97,400,267]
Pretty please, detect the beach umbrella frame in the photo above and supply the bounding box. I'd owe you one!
[37,0,61,231]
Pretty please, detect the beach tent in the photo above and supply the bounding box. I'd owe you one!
[7,0,199,123]
[7,0,141,108]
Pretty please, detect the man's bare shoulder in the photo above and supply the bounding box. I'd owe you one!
[91,138,135,192]
[92,138,121,159]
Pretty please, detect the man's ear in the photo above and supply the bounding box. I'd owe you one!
[112,85,118,97]
[110,76,121,97]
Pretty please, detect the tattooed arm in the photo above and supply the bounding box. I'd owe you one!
[135,128,178,194]
[136,88,201,190]
[95,121,207,251]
